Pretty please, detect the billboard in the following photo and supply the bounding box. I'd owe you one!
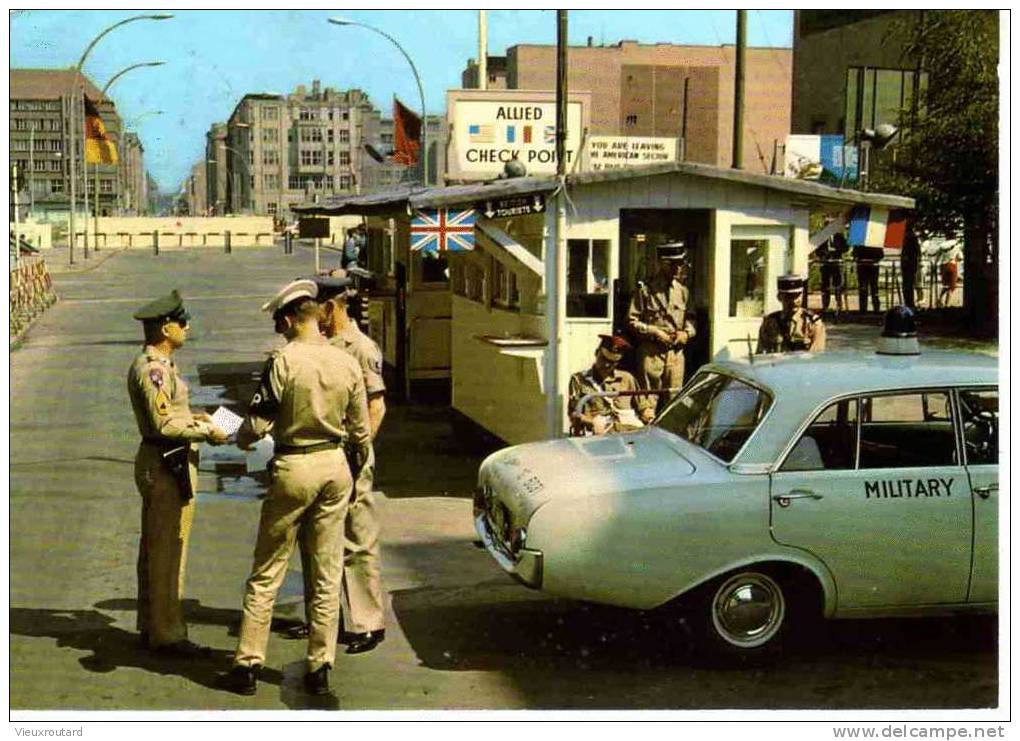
[447,90,589,181]
[586,136,679,171]
[784,135,858,184]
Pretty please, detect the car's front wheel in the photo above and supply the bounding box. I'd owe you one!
[692,569,790,665]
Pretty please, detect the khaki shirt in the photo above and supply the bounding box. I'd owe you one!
[569,367,653,433]
[241,336,370,451]
[756,308,826,354]
[627,276,696,350]
[127,345,211,443]
[330,322,385,397]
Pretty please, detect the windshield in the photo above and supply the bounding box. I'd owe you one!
[654,371,772,463]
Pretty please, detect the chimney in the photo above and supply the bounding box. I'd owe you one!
[312,79,321,98]
[587,36,593,47]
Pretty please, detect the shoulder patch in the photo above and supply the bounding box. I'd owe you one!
[149,367,165,388]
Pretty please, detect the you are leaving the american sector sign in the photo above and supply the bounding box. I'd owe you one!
[450,98,585,180]
[586,136,679,171]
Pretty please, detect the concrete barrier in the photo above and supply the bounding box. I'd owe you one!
[81,216,276,249]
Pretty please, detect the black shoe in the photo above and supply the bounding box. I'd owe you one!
[217,664,260,696]
[138,632,149,650]
[284,623,310,640]
[304,664,331,696]
[345,629,385,655]
[151,639,212,658]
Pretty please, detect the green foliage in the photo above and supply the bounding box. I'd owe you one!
[870,11,999,239]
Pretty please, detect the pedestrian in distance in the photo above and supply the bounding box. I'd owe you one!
[627,242,697,410]
[286,271,388,655]
[218,279,371,697]
[569,334,656,436]
[127,290,229,656]
[814,232,848,314]
[756,274,826,354]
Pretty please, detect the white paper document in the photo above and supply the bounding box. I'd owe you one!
[210,406,244,436]
[246,435,275,474]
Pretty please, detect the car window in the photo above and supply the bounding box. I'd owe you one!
[655,371,772,463]
[959,388,998,465]
[781,398,858,472]
[859,392,956,469]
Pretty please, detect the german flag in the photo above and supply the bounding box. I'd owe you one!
[84,95,118,165]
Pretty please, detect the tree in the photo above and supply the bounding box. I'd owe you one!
[871,11,999,332]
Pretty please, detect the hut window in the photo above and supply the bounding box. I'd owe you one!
[567,239,610,318]
[729,239,766,317]
[493,261,520,310]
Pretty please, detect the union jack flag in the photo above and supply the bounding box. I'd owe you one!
[410,208,476,255]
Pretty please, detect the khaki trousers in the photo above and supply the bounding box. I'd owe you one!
[300,446,385,634]
[635,341,685,409]
[235,449,351,672]
[134,442,197,648]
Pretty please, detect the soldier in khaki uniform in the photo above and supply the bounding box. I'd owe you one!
[627,243,697,409]
[219,280,371,697]
[756,274,827,354]
[569,335,656,435]
[127,290,229,655]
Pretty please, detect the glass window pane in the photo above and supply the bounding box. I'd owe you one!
[859,392,956,468]
[729,239,766,317]
[781,398,858,472]
[875,69,904,128]
[567,238,609,318]
[845,67,859,138]
[959,389,998,465]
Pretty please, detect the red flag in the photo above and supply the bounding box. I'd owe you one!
[83,95,118,165]
[393,97,421,166]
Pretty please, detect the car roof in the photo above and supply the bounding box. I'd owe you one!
[698,349,999,465]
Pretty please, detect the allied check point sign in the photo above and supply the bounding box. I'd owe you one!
[478,194,546,219]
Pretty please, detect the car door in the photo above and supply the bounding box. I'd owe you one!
[959,387,998,603]
[770,391,972,609]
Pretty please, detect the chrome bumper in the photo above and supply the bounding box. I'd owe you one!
[474,511,543,589]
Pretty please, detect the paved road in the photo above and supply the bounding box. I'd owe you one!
[11,246,998,712]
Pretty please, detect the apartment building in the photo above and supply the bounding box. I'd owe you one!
[10,69,142,220]
[462,40,792,172]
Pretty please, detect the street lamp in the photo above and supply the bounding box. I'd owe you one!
[90,62,165,250]
[67,13,172,264]
[857,123,899,191]
[328,16,428,187]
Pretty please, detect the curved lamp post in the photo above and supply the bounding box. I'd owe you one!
[328,17,428,187]
[67,13,172,263]
[90,62,165,249]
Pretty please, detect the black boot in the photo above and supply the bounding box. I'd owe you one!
[304,664,331,696]
[346,629,385,654]
[217,664,260,695]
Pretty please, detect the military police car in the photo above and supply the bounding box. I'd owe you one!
[474,334,998,662]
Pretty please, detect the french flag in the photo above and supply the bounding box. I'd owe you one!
[847,206,908,252]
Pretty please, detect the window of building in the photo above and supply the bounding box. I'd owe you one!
[858,392,957,469]
[263,173,279,189]
[338,151,350,166]
[300,150,323,166]
[263,149,279,166]
[299,107,315,121]
[626,114,638,126]
[262,129,278,143]
[300,128,323,143]
[339,130,350,143]
[342,111,349,121]
[11,140,28,151]
[267,202,277,215]
[100,179,113,193]
[566,238,610,318]
[844,66,928,139]
[261,106,279,121]
[729,239,766,317]
[781,398,859,472]
[250,175,255,188]
[50,179,64,193]
[49,160,62,172]
[492,260,520,310]
[337,174,351,190]
[327,151,335,166]
[327,129,334,144]
[249,151,254,165]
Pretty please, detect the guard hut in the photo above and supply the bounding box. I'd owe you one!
[295,161,912,446]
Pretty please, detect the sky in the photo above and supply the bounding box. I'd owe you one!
[9,9,793,194]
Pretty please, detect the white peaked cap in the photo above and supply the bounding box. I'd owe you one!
[261,279,319,313]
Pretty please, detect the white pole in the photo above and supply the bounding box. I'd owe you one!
[28,125,35,219]
[478,11,488,91]
[315,236,321,274]
[81,87,90,259]
[13,164,22,270]
[68,85,76,264]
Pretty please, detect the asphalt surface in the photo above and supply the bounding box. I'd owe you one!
[10,245,1000,713]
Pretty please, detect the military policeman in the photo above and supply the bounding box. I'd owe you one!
[128,290,229,655]
[219,280,371,697]
[627,243,697,407]
[756,274,827,354]
[569,335,655,435]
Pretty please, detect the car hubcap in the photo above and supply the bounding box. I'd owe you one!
[711,572,785,648]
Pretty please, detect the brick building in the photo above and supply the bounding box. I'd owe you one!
[461,40,792,172]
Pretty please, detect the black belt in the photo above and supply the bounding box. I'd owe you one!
[275,440,342,455]
[141,437,186,451]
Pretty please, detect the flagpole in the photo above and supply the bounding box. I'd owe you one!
[81,87,90,260]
